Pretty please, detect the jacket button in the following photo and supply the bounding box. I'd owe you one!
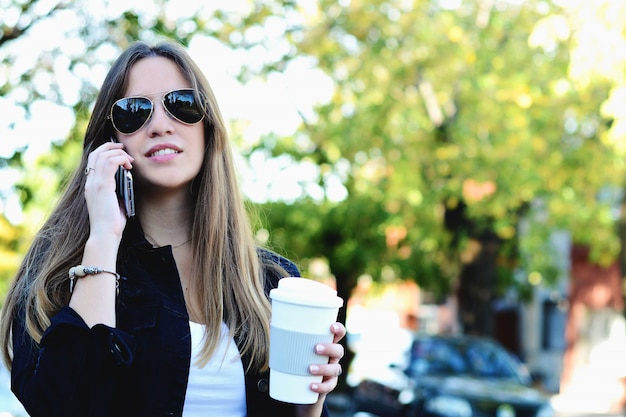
[257,378,269,392]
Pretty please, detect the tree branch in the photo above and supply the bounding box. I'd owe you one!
[0,0,70,47]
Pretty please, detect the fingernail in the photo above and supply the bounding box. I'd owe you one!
[311,384,319,390]
[315,344,324,353]
[331,323,339,332]
[309,365,319,373]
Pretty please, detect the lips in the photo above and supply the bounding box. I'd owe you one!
[149,148,179,157]
[145,144,182,162]
[145,143,183,158]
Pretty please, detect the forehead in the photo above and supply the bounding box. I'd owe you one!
[124,56,191,97]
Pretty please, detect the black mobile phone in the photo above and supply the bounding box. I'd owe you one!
[115,166,135,218]
[110,137,135,218]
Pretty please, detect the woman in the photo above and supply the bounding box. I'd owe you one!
[0,40,345,417]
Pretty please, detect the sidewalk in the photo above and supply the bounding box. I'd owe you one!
[551,389,626,417]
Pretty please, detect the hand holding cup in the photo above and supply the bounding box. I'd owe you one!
[269,278,344,404]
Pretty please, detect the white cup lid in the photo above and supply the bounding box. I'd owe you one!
[270,277,343,308]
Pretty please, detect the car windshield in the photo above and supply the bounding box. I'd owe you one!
[407,337,522,381]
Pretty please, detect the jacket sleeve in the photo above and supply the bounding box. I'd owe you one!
[10,306,135,417]
[258,248,301,296]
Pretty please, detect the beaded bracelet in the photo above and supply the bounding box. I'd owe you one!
[69,265,120,295]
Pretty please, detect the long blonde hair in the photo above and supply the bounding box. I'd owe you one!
[0,41,272,371]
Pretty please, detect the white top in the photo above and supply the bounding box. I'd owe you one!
[182,321,247,417]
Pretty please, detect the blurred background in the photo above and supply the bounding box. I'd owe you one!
[2,0,626,416]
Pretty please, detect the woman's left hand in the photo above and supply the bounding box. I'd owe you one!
[308,322,346,393]
[295,322,346,417]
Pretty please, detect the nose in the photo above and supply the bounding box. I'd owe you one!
[146,99,175,136]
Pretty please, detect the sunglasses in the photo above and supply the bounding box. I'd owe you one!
[109,88,204,135]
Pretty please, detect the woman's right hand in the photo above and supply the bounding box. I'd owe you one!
[84,141,134,244]
[70,141,133,326]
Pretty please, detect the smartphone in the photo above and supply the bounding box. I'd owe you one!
[110,137,136,218]
[115,166,135,218]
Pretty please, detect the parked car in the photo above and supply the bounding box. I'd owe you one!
[349,333,554,417]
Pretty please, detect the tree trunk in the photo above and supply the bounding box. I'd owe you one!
[456,234,500,336]
[444,200,501,337]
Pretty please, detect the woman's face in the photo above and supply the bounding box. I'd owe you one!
[114,56,205,196]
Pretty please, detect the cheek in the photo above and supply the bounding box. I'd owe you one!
[186,131,205,169]
[118,137,140,157]
[192,145,206,172]
[191,127,206,160]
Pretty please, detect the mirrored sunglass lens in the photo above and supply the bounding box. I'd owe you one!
[164,90,203,124]
[111,97,152,134]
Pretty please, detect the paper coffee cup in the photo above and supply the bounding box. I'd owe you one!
[269,277,344,404]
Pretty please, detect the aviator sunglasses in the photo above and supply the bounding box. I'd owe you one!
[109,88,204,135]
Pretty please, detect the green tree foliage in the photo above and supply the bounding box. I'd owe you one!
[220,0,626,334]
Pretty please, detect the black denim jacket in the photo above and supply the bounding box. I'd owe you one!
[10,220,330,417]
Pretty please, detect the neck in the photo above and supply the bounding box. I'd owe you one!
[138,190,193,248]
